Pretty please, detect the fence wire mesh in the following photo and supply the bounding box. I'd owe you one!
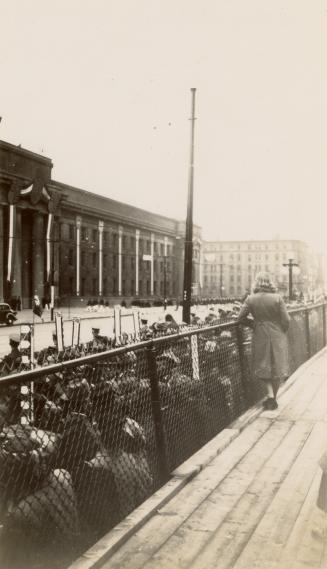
[0,303,325,569]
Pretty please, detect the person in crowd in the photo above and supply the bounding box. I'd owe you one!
[87,327,108,351]
[0,334,21,373]
[190,312,201,326]
[140,318,152,339]
[164,313,179,330]
[238,272,290,410]
[33,294,44,322]
[205,308,219,325]
[36,333,59,365]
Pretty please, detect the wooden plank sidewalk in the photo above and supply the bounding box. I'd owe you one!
[103,349,327,569]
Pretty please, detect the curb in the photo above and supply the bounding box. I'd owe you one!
[68,346,327,569]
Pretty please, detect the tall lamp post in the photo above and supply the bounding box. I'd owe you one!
[283,258,299,301]
[182,88,197,324]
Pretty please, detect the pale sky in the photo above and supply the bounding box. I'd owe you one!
[1,1,327,258]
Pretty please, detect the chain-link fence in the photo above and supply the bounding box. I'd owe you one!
[0,303,326,569]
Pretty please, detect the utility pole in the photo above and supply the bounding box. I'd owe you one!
[219,263,224,297]
[182,88,197,324]
[163,255,167,310]
[50,239,55,321]
[283,258,299,301]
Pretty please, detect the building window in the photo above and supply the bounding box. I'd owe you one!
[92,229,97,242]
[81,251,86,267]
[146,280,150,294]
[113,255,117,268]
[81,227,88,241]
[92,253,97,268]
[131,257,135,269]
[103,231,108,244]
[139,280,143,295]
[131,279,135,293]
[69,277,74,295]
[113,278,117,294]
[130,236,135,250]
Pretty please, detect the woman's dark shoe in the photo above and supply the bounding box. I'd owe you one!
[263,397,278,410]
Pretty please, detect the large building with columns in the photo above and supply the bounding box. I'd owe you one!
[0,140,202,308]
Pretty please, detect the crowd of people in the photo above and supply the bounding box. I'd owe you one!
[0,279,324,566]
[0,301,248,567]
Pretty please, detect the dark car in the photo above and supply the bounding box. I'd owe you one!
[0,303,17,326]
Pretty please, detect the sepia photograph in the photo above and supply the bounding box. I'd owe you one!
[1,1,327,568]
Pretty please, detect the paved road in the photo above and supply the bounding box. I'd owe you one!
[0,306,186,359]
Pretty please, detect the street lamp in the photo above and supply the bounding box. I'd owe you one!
[182,88,197,324]
[282,258,299,301]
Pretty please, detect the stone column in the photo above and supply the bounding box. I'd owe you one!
[164,236,168,298]
[12,208,22,298]
[135,229,140,295]
[118,226,123,296]
[150,233,154,296]
[0,206,4,301]
[76,217,81,296]
[32,211,45,298]
[98,220,104,296]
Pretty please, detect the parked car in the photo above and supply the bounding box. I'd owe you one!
[0,303,17,326]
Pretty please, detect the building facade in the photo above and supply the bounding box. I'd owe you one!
[0,140,202,308]
[202,239,321,299]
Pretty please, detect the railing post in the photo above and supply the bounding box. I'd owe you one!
[236,324,250,405]
[323,304,327,347]
[147,344,170,484]
[304,308,311,360]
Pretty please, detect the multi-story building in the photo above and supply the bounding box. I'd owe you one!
[202,239,320,299]
[0,140,201,307]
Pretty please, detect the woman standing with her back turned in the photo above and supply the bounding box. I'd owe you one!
[238,272,290,410]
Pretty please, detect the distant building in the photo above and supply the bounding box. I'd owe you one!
[202,239,320,299]
[0,140,201,307]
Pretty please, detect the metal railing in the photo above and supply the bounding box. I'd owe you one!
[0,302,326,569]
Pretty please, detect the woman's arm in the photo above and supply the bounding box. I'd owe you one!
[237,299,254,329]
[279,296,291,332]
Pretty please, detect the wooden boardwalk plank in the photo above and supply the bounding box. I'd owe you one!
[301,373,327,422]
[186,421,314,569]
[228,422,327,569]
[139,421,299,569]
[276,370,326,421]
